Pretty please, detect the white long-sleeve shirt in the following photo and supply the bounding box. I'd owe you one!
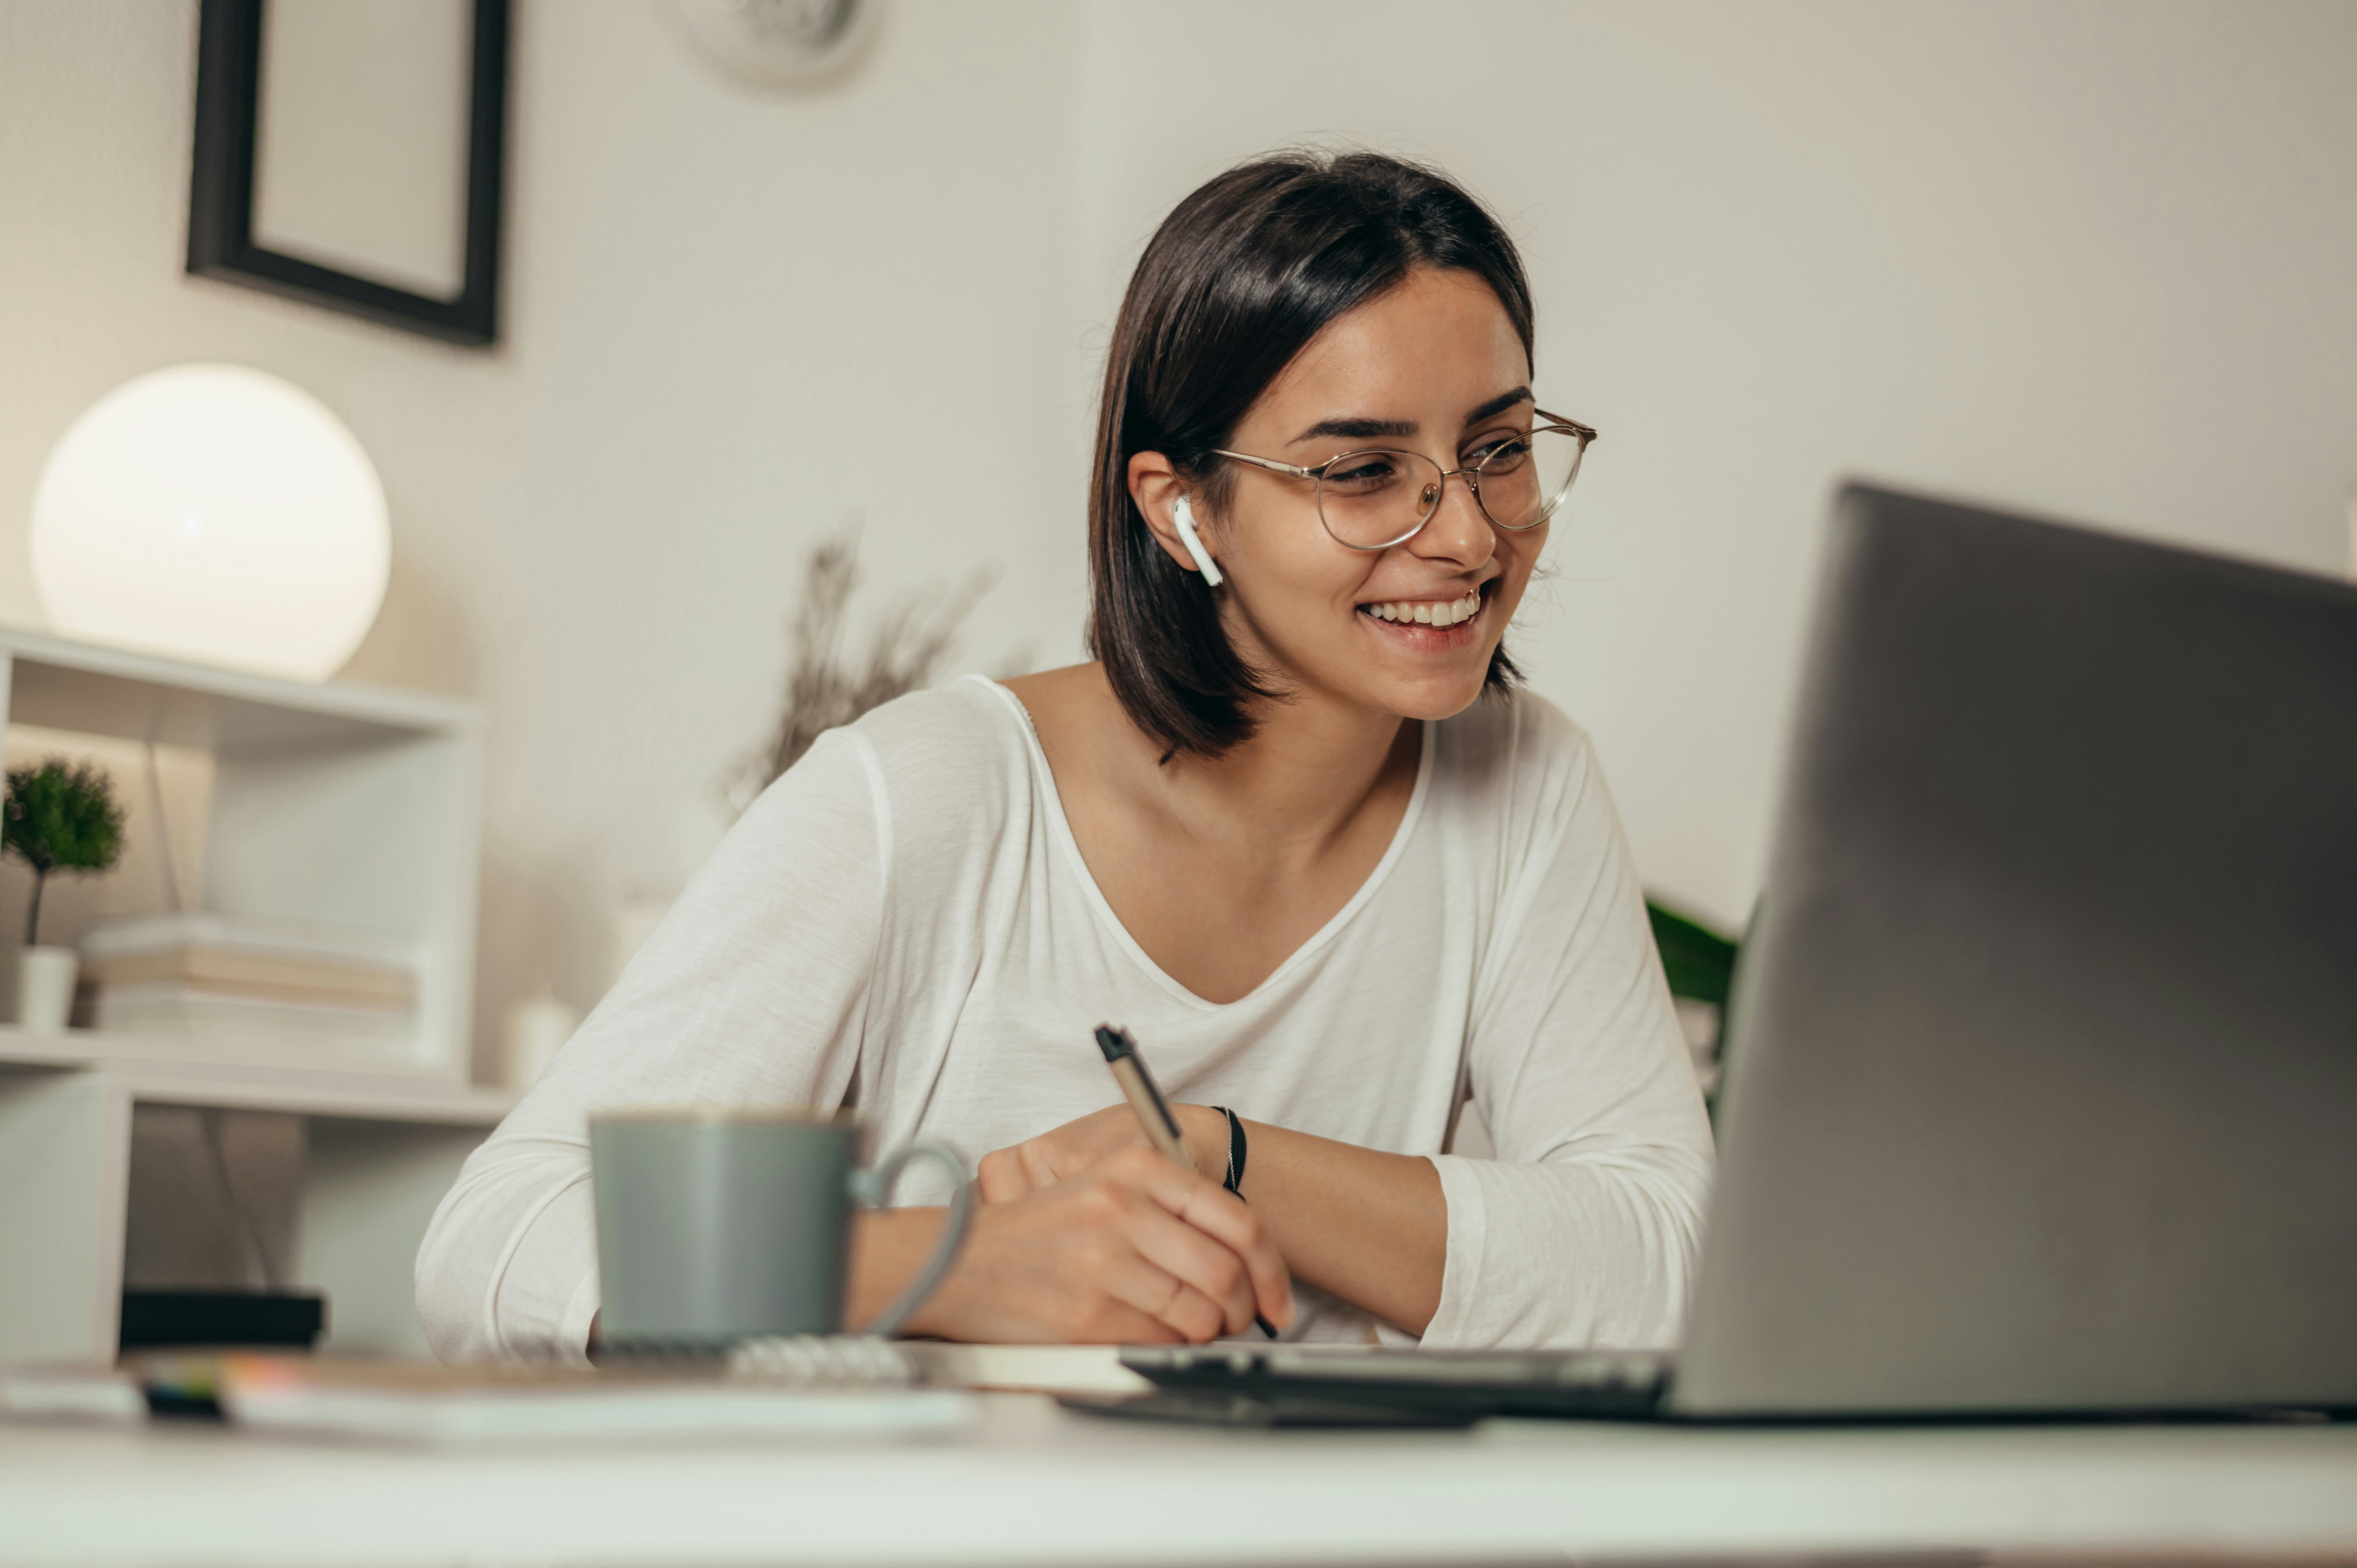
[415,677,1715,1362]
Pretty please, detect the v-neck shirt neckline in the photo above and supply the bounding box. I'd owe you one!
[973,674,1437,1013]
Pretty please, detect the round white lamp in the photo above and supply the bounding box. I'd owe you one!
[30,364,391,683]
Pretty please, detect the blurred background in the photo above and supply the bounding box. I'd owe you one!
[4,0,2354,1080]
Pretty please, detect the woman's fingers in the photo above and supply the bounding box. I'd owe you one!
[1071,1294,1187,1346]
[1105,1147,1295,1329]
[1118,1194,1259,1336]
[942,1139,1295,1344]
[1095,1249,1231,1343]
[975,1145,1026,1204]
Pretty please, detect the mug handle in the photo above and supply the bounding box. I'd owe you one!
[846,1142,971,1339]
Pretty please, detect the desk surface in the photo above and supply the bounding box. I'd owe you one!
[4,1395,2354,1566]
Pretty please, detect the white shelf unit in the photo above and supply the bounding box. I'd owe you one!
[0,626,482,1078]
[0,629,511,1363]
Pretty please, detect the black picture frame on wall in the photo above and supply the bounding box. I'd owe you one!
[187,0,510,348]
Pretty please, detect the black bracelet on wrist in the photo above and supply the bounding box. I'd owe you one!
[1210,1105,1247,1196]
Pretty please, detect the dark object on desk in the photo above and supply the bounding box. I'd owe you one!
[118,1289,325,1352]
[1676,482,2357,1420]
[1114,1346,1666,1425]
[1061,1384,1481,1429]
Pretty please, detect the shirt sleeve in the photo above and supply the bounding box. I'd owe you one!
[413,729,889,1363]
[1419,725,1718,1351]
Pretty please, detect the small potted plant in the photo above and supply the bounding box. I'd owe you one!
[2,758,124,1032]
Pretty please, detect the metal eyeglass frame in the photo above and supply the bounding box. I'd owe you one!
[1210,412,1598,552]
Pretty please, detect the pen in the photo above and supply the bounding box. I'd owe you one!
[1094,1023,1279,1340]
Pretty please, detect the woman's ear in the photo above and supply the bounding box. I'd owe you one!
[1128,451,1218,580]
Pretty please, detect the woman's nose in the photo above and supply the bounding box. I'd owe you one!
[1409,470,1495,569]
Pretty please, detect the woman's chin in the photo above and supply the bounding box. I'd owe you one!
[1345,657,1498,725]
[1395,672,1497,722]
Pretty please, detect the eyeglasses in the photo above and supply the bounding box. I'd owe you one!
[1212,412,1596,552]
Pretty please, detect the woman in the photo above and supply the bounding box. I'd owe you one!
[417,151,1714,1360]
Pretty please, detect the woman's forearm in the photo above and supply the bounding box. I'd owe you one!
[1181,1108,1445,1335]
[846,1206,951,1333]
[848,1156,1294,1344]
[857,1120,1445,1340]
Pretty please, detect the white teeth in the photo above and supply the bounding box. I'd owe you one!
[1364,589,1483,628]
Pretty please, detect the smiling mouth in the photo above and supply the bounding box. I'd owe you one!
[1357,581,1491,636]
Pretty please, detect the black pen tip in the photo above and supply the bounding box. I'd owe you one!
[1094,1024,1132,1063]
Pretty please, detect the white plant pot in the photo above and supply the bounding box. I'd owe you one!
[500,994,583,1090]
[13,945,79,1033]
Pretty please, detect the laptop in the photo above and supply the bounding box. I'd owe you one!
[1085,483,2357,1426]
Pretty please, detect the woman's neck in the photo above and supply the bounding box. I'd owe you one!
[1147,686,1414,864]
[1002,662,1419,871]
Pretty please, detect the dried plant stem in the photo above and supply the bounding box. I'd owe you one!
[721,531,997,818]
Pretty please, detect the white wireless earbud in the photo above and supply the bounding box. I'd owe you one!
[1172,495,1224,588]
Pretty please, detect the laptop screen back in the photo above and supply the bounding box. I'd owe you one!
[1674,484,2357,1417]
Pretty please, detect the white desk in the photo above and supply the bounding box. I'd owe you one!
[4,1396,2354,1565]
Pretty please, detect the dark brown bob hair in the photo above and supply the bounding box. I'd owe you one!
[1086,149,1537,760]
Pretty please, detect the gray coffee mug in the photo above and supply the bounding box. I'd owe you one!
[589,1109,970,1351]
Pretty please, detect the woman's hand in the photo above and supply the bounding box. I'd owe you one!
[976,1102,1228,1202]
[891,1145,1292,1344]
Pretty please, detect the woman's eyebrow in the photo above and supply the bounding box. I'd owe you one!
[1462,386,1533,427]
[1288,384,1532,445]
[1292,415,1418,444]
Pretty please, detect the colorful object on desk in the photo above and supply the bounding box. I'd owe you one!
[2,1354,978,1444]
[0,1353,231,1425]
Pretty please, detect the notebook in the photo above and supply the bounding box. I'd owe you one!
[896,1343,1149,1396]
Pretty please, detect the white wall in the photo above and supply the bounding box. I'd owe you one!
[4,1,2354,1064]
[1071,0,2357,926]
